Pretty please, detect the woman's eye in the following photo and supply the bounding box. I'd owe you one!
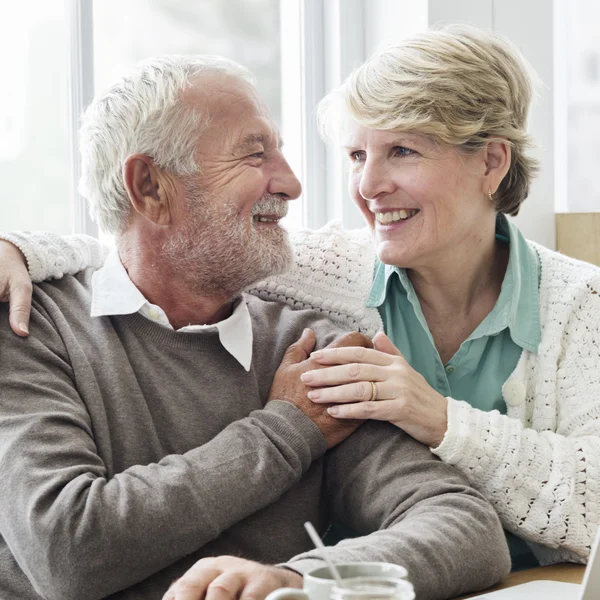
[349,151,364,162]
[249,152,266,159]
[393,146,415,157]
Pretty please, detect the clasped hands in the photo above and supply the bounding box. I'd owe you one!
[302,331,449,449]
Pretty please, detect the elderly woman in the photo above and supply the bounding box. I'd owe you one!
[300,25,600,569]
[1,25,599,574]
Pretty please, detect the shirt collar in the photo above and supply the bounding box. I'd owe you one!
[493,213,541,353]
[91,250,254,371]
[366,214,541,353]
[366,260,404,308]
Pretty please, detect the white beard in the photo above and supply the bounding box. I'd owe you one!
[161,184,294,299]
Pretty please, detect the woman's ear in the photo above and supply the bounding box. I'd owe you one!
[484,140,511,195]
[122,154,173,226]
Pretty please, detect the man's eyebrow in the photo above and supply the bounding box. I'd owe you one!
[234,134,267,154]
[234,133,284,153]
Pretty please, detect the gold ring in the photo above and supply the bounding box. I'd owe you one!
[370,381,378,402]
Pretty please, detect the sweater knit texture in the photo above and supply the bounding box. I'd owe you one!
[4,220,600,563]
[0,270,509,600]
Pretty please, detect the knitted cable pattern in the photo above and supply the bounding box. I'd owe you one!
[2,226,600,564]
[0,231,108,282]
[248,222,383,337]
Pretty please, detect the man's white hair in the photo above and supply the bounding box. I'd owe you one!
[78,55,255,234]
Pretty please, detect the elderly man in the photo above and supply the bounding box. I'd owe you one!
[0,56,509,600]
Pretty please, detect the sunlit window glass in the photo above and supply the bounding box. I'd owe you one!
[93,0,281,127]
[567,0,600,211]
[0,1,71,233]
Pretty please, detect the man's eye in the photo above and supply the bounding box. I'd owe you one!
[249,152,266,159]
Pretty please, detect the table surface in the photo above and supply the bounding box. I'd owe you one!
[454,563,585,599]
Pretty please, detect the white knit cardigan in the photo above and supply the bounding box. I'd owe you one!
[4,221,600,565]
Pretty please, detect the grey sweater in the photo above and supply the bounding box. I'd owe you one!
[0,270,510,600]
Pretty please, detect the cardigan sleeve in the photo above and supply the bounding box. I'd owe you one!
[432,277,600,561]
[0,223,384,336]
[0,231,109,282]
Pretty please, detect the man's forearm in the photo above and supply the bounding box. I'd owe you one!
[287,490,510,600]
[290,422,510,600]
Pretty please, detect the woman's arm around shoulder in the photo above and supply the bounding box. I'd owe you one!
[0,231,109,281]
[0,231,109,336]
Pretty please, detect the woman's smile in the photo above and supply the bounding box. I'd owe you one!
[373,208,420,229]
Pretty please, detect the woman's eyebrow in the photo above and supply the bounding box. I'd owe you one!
[344,135,431,150]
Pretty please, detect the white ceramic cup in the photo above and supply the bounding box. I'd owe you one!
[266,563,409,600]
[330,576,415,600]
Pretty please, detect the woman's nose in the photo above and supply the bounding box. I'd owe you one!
[358,159,396,200]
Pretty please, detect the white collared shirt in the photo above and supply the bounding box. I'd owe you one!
[90,250,253,371]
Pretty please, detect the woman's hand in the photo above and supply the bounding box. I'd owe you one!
[301,332,448,448]
[0,240,32,337]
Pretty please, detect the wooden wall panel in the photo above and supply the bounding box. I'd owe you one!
[556,213,600,267]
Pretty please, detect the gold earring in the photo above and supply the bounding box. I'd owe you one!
[488,189,493,201]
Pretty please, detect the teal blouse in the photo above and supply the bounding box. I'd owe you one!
[366,214,541,571]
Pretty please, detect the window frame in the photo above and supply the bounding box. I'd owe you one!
[280,0,367,231]
[67,0,97,237]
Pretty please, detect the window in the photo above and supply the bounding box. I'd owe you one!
[93,1,282,126]
[564,0,600,211]
[0,0,71,233]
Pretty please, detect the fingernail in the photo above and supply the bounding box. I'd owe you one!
[307,391,320,400]
[310,351,323,360]
[303,328,312,336]
[328,407,339,416]
[301,372,314,382]
[19,322,28,334]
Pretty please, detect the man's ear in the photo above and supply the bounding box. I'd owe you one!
[122,154,173,226]
[483,139,511,197]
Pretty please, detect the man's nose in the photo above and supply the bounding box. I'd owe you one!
[268,153,302,201]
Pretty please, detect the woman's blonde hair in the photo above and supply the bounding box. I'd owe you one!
[318,24,540,215]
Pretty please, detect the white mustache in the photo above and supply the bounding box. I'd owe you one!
[251,196,288,218]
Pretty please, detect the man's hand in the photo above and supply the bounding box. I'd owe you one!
[0,240,32,337]
[162,556,302,600]
[269,329,373,448]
